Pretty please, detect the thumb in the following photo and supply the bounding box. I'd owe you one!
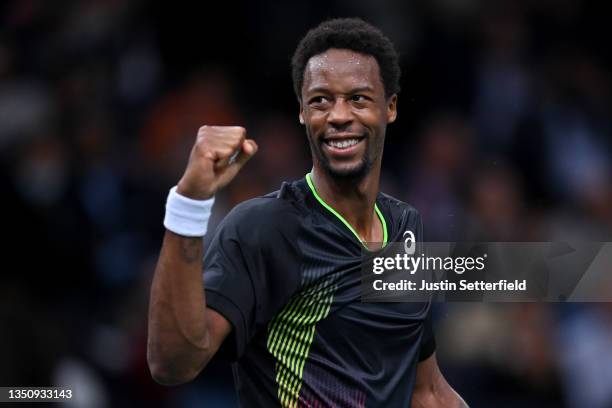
[217,139,258,185]
[232,139,258,168]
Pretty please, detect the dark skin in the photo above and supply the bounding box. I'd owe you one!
[147,46,467,407]
[299,48,396,248]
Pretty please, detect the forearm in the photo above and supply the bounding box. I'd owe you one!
[412,386,468,408]
[147,125,257,385]
[412,354,468,408]
[147,230,211,384]
[430,375,468,408]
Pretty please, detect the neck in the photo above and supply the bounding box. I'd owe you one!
[310,163,382,244]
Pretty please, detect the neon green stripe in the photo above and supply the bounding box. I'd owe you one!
[267,275,336,408]
[268,299,333,407]
[277,299,312,397]
[268,292,303,351]
[306,172,388,249]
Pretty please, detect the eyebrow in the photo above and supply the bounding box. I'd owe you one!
[349,86,375,94]
[305,85,376,95]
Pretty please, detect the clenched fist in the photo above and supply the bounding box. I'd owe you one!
[176,126,258,199]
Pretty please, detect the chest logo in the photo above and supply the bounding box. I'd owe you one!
[403,230,416,255]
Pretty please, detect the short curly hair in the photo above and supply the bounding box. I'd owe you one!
[291,18,400,100]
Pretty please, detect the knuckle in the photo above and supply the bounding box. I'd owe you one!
[230,126,246,138]
[199,126,245,149]
[194,134,207,146]
[196,128,209,142]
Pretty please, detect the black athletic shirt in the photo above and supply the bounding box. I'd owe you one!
[203,174,435,407]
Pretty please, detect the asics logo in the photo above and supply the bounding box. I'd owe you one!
[403,230,415,255]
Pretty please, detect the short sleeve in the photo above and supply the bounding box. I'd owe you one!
[203,199,301,361]
[418,306,436,361]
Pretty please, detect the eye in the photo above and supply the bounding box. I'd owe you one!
[308,95,330,109]
[351,95,367,103]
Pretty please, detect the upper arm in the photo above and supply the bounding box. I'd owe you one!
[412,353,468,408]
[413,353,443,397]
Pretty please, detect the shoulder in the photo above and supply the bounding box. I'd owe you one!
[226,180,304,221]
[216,179,306,240]
[376,191,423,240]
[378,191,421,223]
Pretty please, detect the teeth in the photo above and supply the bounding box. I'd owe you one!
[328,138,360,149]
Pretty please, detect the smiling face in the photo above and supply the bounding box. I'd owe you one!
[299,48,397,180]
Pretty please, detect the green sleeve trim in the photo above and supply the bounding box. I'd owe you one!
[305,173,388,250]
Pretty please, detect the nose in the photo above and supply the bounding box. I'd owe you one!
[327,98,353,127]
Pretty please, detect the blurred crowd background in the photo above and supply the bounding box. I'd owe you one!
[1,0,612,407]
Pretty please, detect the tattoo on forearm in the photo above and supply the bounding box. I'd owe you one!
[179,237,202,263]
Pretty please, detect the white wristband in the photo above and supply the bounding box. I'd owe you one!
[163,186,215,237]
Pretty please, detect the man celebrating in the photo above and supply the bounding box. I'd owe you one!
[148,18,467,407]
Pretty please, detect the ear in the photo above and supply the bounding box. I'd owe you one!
[299,102,305,125]
[386,94,398,124]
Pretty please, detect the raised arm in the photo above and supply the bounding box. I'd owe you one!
[411,353,468,408]
[147,126,258,385]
